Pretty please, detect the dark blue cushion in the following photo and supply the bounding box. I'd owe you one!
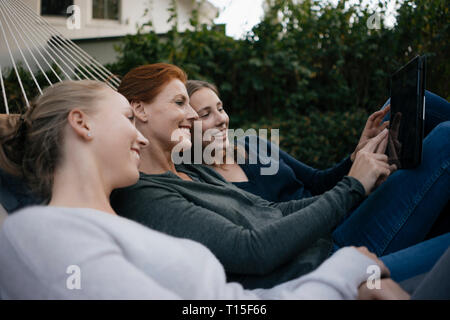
[0,169,41,213]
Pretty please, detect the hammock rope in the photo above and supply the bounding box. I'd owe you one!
[1,1,64,84]
[8,0,121,85]
[0,0,121,113]
[5,0,73,81]
[8,0,86,81]
[0,0,54,89]
[0,5,44,97]
[9,0,121,87]
[0,63,9,113]
[0,3,31,107]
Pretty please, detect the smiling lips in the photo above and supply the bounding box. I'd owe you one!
[178,126,191,137]
[176,126,228,140]
[214,128,227,139]
[131,148,140,160]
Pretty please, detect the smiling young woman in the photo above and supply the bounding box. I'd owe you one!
[185,79,450,283]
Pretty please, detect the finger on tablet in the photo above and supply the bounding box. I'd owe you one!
[375,133,389,154]
[365,129,388,153]
[380,121,389,130]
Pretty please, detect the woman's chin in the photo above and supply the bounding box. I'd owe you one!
[123,170,140,187]
[178,137,193,152]
[210,137,229,150]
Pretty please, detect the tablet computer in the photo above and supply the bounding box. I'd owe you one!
[386,55,426,169]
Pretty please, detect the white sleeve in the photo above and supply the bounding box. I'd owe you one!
[250,247,377,300]
[186,246,378,300]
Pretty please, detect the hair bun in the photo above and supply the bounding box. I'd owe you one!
[0,113,25,176]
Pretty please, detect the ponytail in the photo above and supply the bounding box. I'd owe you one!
[0,113,26,177]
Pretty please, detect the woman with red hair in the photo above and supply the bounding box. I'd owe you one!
[111,63,450,290]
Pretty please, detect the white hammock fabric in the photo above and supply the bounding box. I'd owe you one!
[0,0,121,113]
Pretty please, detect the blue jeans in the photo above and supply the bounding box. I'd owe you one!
[331,233,450,282]
[380,233,450,282]
[331,91,450,282]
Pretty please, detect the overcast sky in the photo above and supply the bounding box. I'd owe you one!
[208,0,265,38]
[208,0,398,39]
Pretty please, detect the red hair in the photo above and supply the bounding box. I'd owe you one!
[118,63,187,103]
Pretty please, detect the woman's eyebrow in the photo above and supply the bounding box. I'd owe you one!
[172,94,187,101]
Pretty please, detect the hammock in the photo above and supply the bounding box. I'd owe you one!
[0,0,121,113]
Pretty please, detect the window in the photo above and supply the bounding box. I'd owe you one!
[41,0,74,16]
[92,0,120,20]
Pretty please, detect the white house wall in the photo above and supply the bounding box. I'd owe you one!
[1,0,217,66]
[22,0,217,39]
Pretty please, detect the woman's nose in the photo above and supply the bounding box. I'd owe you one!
[215,112,227,126]
[136,129,149,148]
[186,103,199,120]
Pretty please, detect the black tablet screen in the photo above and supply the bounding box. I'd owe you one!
[387,56,424,169]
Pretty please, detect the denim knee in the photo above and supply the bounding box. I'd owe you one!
[424,121,450,174]
[426,121,450,147]
[432,121,450,135]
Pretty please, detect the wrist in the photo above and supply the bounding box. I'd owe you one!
[346,175,368,196]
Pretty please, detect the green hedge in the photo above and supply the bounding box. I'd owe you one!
[1,0,448,169]
[106,0,448,168]
[235,108,369,169]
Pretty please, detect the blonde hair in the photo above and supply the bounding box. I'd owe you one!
[0,80,110,202]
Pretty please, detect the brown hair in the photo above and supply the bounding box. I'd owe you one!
[118,63,187,103]
[186,80,220,100]
[186,79,247,166]
[0,80,110,202]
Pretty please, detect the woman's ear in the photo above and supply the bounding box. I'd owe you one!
[131,101,148,123]
[67,109,93,141]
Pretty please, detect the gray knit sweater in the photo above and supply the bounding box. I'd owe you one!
[111,164,366,289]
